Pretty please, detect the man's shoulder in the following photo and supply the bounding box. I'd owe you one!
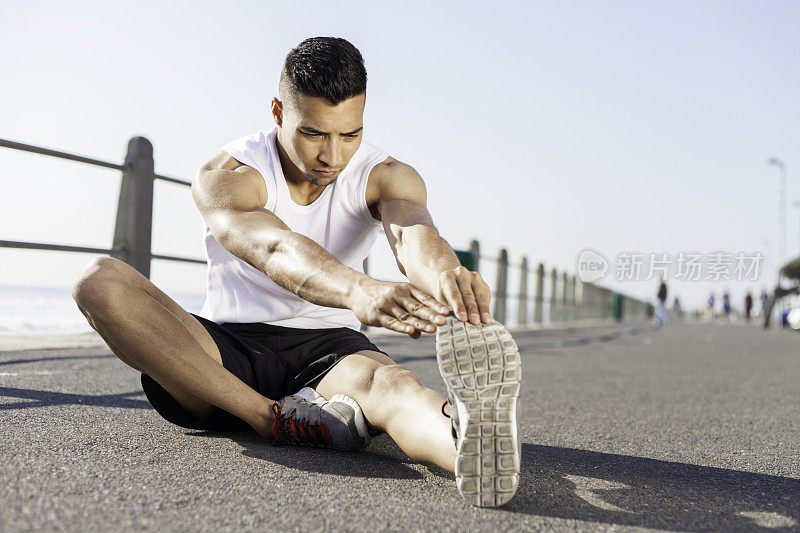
[365,156,426,207]
[195,150,268,209]
[363,156,428,221]
[366,156,426,190]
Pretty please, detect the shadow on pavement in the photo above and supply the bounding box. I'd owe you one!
[0,353,114,366]
[0,386,149,410]
[502,444,799,531]
[179,431,798,531]
[388,324,655,364]
[187,431,425,480]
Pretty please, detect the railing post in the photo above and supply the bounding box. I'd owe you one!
[600,287,606,318]
[493,249,508,323]
[601,287,607,318]
[602,288,607,318]
[534,263,544,324]
[470,239,481,273]
[592,285,599,319]
[560,272,568,323]
[581,282,590,320]
[517,256,528,325]
[595,286,601,318]
[549,267,558,323]
[599,286,604,318]
[113,137,154,278]
[563,275,570,322]
[568,274,576,322]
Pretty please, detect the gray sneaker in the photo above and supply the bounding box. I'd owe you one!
[436,317,522,507]
[272,389,370,451]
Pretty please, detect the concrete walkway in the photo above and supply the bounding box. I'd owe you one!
[1,321,798,531]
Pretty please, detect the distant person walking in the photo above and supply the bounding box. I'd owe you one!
[722,292,732,322]
[706,293,716,321]
[654,278,670,327]
[744,292,753,323]
[672,296,682,320]
[760,290,768,317]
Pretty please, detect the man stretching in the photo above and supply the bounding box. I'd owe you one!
[72,37,521,507]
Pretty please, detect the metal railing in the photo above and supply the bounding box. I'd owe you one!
[1,135,651,326]
[0,137,204,276]
[460,241,650,326]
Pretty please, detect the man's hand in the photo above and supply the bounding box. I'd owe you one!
[436,266,493,325]
[349,279,449,338]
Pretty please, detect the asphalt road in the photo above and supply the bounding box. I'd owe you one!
[0,321,798,532]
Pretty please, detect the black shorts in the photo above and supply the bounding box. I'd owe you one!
[141,313,388,432]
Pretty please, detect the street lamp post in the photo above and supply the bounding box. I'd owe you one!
[761,237,772,289]
[767,157,787,286]
[793,200,800,256]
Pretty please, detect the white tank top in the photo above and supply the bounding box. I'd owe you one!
[198,125,389,330]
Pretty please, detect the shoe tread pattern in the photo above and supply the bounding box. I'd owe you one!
[436,318,521,507]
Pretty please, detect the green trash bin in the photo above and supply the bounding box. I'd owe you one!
[454,250,476,271]
[611,293,624,322]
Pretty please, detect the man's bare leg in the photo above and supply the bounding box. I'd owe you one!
[72,256,275,437]
[314,352,456,473]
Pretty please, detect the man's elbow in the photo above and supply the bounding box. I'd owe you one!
[394,224,443,269]
[393,222,440,248]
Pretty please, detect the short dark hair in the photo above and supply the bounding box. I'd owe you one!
[279,37,367,106]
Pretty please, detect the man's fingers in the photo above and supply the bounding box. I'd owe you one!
[394,291,446,329]
[378,314,415,335]
[389,305,435,333]
[408,286,449,323]
[455,275,480,325]
[440,275,468,322]
[472,277,493,323]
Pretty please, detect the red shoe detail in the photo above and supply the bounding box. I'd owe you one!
[271,403,332,447]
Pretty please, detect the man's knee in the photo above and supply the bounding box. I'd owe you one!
[317,356,421,416]
[359,364,423,424]
[370,364,422,400]
[72,256,136,313]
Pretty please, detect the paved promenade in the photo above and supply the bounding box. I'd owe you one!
[1,321,798,531]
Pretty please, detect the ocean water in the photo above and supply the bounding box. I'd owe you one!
[0,284,206,336]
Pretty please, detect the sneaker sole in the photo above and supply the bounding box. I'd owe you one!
[435,317,521,507]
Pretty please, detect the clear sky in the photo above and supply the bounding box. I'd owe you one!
[1,0,799,312]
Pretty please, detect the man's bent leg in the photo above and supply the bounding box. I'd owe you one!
[314,352,456,473]
[72,256,275,437]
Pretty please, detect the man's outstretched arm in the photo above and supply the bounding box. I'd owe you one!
[192,152,448,337]
[370,158,493,325]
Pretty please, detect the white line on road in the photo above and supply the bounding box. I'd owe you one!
[738,511,797,528]
[0,371,62,376]
[564,475,633,513]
